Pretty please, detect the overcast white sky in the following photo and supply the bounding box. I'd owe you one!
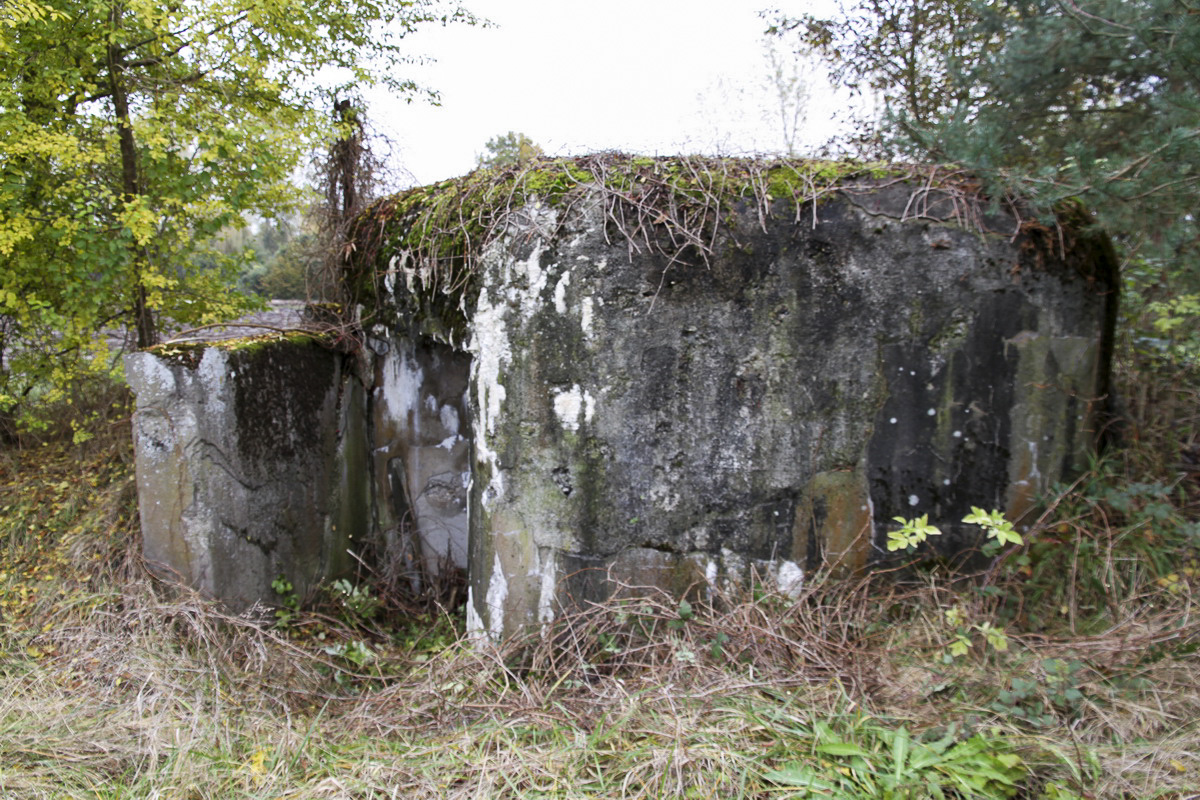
[368,0,844,186]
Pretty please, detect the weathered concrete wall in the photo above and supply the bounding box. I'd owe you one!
[126,337,367,609]
[366,333,471,584]
[351,159,1116,641]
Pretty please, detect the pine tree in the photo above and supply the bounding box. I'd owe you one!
[903,0,1200,266]
[898,0,1200,354]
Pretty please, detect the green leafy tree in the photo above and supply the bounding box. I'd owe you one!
[476,131,544,169]
[765,0,1003,155]
[255,233,322,301]
[0,0,473,430]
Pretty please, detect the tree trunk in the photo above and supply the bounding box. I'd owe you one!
[108,3,157,348]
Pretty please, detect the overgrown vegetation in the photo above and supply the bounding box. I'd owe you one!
[1,339,1196,797]
[0,0,475,435]
[3,0,1198,793]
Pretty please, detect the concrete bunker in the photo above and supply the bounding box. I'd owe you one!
[127,156,1117,639]
[125,334,368,609]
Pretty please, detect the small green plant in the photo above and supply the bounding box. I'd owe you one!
[595,632,624,661]
[992,677,1057,727]
[943,605,1009,659]
[271,575,300,627]
[324,639,375,668]
[964,507,1023,556]
[991,659,1087,727]
[328,578,379,623]
[323,639,376,687]
[706,631,731,660]
[1042,658,1087,714]
[888,507,1024,554]
[667,598,694,630]
[764,721,1026,798]
[887,514,942,551]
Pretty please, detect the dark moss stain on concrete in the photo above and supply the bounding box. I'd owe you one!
[230,338,339,467]
[867,290,1039,560]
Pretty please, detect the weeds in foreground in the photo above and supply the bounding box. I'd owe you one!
[0,351,1198,798]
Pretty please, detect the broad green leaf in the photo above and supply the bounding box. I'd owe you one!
[816,742,872,758]
[763,764,839,791]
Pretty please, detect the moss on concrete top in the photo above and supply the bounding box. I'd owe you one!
[148,331,332,369]
[347,153,1077,345]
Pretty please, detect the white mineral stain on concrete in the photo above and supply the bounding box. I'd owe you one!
[720,548,745,587]
[465,586,483,638]
[196,349,227,394]
[470,273,513,508]
[125,354,185,468]
[552,385,586,432]
[777,560,805,598]
[378,349,425,438]
[580,297,594,336]
[866,494,876,544]
[384,253,400,296]
[125,352,177,404]
[472,299,509,438]
[537,551,557,625]
[439,404,460,435]
[650,482,680,512]
[510,210,555,318]
[553,270,570,314]
[389,249,425,297]
[704,557,718,589]
[485,552,508,641]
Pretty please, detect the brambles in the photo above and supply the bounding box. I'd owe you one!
[991,659,1088,728]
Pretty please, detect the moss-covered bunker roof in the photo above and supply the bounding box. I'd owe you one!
[345,153,1083,344]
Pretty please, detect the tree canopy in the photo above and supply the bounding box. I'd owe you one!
[0,0,472,431]
[771,1,1199,313]
[476,131,545,169]
[766,0,1003,156]
[901,1,1199,261]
